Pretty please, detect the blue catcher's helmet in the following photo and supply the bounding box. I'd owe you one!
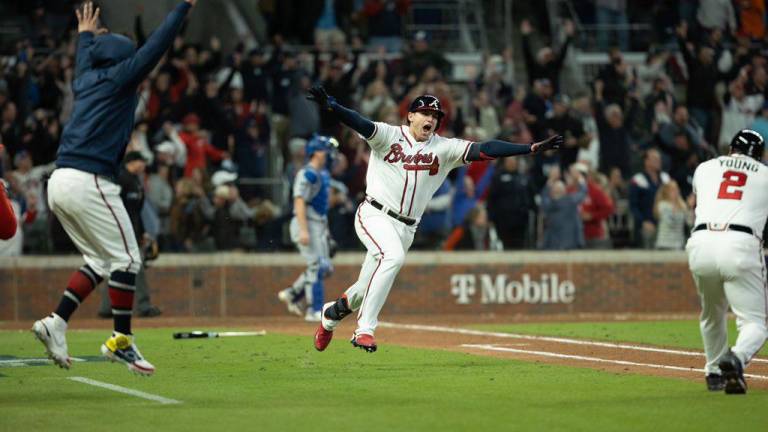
[306,135,339,168]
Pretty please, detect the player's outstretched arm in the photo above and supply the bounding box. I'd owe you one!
[466,134,563,161]
[74,2,100,77]
[113,1,194,86]
[307,86,375,139]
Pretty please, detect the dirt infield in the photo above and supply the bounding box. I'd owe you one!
[3,314,766,390]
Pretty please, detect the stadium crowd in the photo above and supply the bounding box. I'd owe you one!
[2,0,768,257]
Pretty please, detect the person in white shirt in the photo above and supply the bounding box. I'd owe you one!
[686,129,768,394]
[307,86,562,352]
[653,180,690,250]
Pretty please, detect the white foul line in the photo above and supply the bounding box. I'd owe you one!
[461,344,768,381]
[69,377,182,405]
[0,357,89,367]
[380,322,768,364]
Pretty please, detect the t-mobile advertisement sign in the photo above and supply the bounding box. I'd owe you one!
[450,273,576,305]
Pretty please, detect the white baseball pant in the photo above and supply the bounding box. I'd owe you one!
[343,201,417,336]
[47,168,142,278]
[686,230,768,374]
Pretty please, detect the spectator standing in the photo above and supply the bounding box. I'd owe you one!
[594,79,636,177]
[178,113,229,178]
[595,50,630,108]
[234,117,270,198]
[577,164,615,249]
[737,0,766,40]
[520,19,575,92]
[211,181,256,250]
[596,0,629,51]
[629,148,670,248]
[540,170,588,250]
[327,180,356,250]
[545,94,587,170]
[486,157,536,249]
[364,0,411,53]
[718,79,764,150]
[696,0,737,34]
[676,23,722,141]
[169,178,213,252]
[241,48,270,104]
[146,163,174,249]
[653,180,690,250]
[401,31,452,83]
[523,78,554,141]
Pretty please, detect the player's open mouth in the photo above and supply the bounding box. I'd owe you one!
[422,124,432,133]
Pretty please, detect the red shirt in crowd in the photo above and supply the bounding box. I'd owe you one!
[0,182,17,240]
[178,131,226,178]
[580,180,614,241]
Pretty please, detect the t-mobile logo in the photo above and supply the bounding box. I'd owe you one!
[450,273,576,304]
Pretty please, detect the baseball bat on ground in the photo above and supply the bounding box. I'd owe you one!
[172,330,266,339]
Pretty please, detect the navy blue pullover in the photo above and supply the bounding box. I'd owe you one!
[56,2,191,179]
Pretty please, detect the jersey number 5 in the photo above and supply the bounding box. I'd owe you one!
[717,170,747,200]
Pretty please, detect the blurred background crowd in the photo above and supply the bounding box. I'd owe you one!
[1,0,768,257]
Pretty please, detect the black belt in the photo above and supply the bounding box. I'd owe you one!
[368,198,416,226]
[692,223,754,236]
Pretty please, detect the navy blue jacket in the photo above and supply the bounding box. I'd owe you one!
[56,2,191,179]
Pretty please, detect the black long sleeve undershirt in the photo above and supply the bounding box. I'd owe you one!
[329,99,376,138]
[328,100,532,160]
[466,140,532,161]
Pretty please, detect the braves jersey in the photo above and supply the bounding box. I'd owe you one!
[293,164,330,220]
[364,122,472,220]
[692,154,768,235]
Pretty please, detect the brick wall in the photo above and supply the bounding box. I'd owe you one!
[0,251,701,321]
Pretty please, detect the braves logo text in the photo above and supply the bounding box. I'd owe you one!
[383,144,440,175]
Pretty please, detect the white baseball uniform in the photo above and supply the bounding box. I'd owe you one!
[686,154,768,374]
[342,123,473,336]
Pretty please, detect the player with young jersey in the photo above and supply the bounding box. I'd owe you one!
[306,86,562,353]
[686,129,768,394]
[278,135,337,321]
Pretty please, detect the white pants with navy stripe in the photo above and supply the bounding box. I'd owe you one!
[344,201,416,336]
[48,168,142,278]
[686,231,768,374]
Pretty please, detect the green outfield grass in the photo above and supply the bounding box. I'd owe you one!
[1,327,767,432]
[472,320,768,356]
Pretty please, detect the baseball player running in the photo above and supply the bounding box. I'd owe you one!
[278,135,338,321]
[32,0,195,375]
[686,129,768,394]
[307,85,562,352]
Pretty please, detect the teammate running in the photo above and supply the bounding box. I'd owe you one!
[278,135,338,321]
[686,129,768,394]
[31,0,196,375]
[307,85,562,352]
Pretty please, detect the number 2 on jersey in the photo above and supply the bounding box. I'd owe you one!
[717,170,747,200]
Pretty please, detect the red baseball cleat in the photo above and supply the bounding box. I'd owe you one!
[314,324,333,351]
[351,333,377,353]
